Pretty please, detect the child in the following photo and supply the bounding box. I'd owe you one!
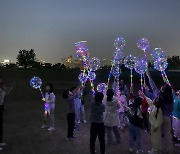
[0,78,12,150]
[139,89,149,133]
[128,97,143,154]
[90,92,105,154]
[117,89,127,131]
[104,89,121,145]
[41,83,56,131]
[172,90,180,147]
[63,86,80,140]
[144,96,163,154]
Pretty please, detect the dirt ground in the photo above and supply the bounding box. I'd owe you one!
[1,68,180,154]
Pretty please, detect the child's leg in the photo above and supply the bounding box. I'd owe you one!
[50,107,55,127]
[106,126,112,145]
[135,127,142,150]
[128,123,134,149]
[119,112,123,128]
[97,123,105,154]
[75,107,80,122]
[142,112,149,130]
[80,104,86,121]
[67,113,75,138]
[151,126,161,152]
[90,123,98,154]
[113,126,121,143]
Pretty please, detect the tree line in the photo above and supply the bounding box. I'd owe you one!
[3,49,180,70]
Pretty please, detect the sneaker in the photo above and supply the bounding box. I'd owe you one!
[144,129,148,133]
[129,148,134,153]
[0,143,6,146]
[47,126,55,131]
[0,147,3,151]
[148,150,154,154]
[41,124,47,129]
[83,120,87,124]
[78,120,81,124]
[136,149,143,153]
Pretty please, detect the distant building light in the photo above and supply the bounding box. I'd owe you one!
[4,59,10,63]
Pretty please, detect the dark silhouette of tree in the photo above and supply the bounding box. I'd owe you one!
[53,63,66,70]
[167,56,180,69]
[17,49,36,68]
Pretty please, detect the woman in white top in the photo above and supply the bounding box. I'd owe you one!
[41,83,56,131]
[144,95,163,154]
[103,89,121,145]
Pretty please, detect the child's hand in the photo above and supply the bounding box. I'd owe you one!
[42,98,46,102]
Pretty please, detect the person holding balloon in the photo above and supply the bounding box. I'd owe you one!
[41,83,56,131]
[146,71,174,153]
[63,86,81,140]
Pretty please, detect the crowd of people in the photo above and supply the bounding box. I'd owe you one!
[62,71,179,154]
[0,71,179,153]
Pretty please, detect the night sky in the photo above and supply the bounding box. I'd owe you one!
[0,0,180,63]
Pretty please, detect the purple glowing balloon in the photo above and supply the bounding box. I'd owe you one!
[137,38,149,51]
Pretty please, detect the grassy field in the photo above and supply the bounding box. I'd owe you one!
[0,68,180,154]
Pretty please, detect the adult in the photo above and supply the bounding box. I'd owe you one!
[103,89,121,145]
[146,71,174,153]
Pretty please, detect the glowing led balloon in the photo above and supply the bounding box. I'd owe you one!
[151,48,165,60]
[137,38,149,51]
[88,71,96,80]
[114,37,126,50]
[75,41,88,51]
[97,83,106,93]
[134,57,148,74]
[78,73,88,83]
[30,77,42,89]
[89,57,101,71]
[76,49,89,60]
[154,57,168,71]
[124,55,136,70]
[113,50,124,62]
[75,41,89,60]
[112,66,121,77]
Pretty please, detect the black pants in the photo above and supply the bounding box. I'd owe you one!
[142,112,149,130]
[67,113,75,138]
[90,123,105,154]
[0,105,4,143]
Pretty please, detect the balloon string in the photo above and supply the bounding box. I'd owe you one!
[140,74,143,87]
[143,49,147,58]
[39,88,44,99]
[143,73,146,86]
[130,69,133,93]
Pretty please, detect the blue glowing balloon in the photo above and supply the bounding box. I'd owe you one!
[124,55,136,70]
[114,37,126,50]
[134,57,148,74]
[78,72,88,83]
[151,48,165,60]
[88,71,96,80]
[113,50,124,62]
[97,83,106,93]
[154,57,168,71]
[30,77,42,89]
[137,38,149,51]
[89,57,101,71]
[112,66,121,77]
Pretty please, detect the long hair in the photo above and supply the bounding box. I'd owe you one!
[154,97,163,119]
[106,89,114,102]
[161,84,173,104]
[46,83,54,94]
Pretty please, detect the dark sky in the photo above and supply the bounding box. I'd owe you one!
[0,0,180,63]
